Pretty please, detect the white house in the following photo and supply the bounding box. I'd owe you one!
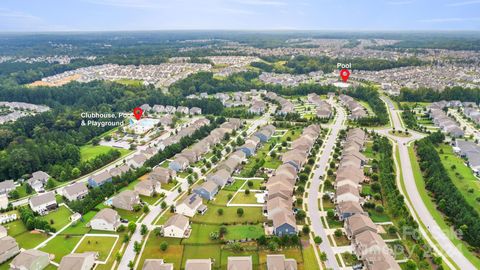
[29,192,57,214]
[175,194,203,217]
[89,208,121,231]
[163,214,190,238]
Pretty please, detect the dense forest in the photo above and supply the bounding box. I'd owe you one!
[397,87,480,103]
[415,133,480,248]
[346,86,389,126]
[253,55,424,74]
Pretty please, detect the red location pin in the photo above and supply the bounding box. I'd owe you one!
[340,69,350,82]
[133,107,143,120]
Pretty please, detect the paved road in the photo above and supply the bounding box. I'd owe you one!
[307,99,345,270]
[380,95,473,270]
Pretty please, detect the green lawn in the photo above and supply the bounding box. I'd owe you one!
[80,144,131,162]
[212,190,235,206]
[63,210,97,235]
[115,79,144,87]
[408,145,480,268]
[367,209,391,223]
[183,223,221,244]
[40,206,72,231]
[137,236,183,270]
[115,208,143,223]
[13,184,35,199]
[231,192,261,204]
[191,205,265,225]
[140,194,162,205]
[39,235,82,263]
[223,224,264,241]
[436,144,480,216]
[4,219,49,249]
[74,235,118,261]
[303,244,321,270]
[224,180,246,191]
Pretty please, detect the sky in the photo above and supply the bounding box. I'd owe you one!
[1,0,479,32]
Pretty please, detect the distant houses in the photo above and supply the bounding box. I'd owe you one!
[339,94,367,120]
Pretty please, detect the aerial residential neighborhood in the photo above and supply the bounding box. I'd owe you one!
[0,1,480,270]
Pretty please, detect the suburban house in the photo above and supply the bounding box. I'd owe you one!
[185,259,212,270]
[163,214,190,238]
[58,252,96,270]
[29,192,57,214]
[127,154,148,168]
[281,149,307,171]
[89,208,121,231]
[238,137,260,156]
[62,182,89,201]
[0,235,19,264]
[27,171,50,193]
[143,259,174,270]
[135,179,161,197]
[335,184,361,204]
[193,180,219,201]
[206,169,232,188]
[336,201,366,221]
[345,214,377,239]
[266,254,297,270]
[0,195,8,210]
[265,197,292,220]
[10,249,50,270]
[352,230,389,260]
[148,167,176,184]
[175,194,204,217]
[189,107,202,115]
[88,171,112,187]
[112,190,141,211]
[169,155,190,172]
[0,180,15,195]
[254,125,276,142]
[109,164,130,178]
[228,256,252,270]
[272,208,297,236]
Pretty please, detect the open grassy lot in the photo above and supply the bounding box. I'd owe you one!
[39,205,72,231]
[137,237,183,270]
[13,184,36,199]
[212,190,235,206]
[224,180,246,192]
[140,194,162,205]
[74,235,118,261]
[116,208,143,223]
[63,210,97,235]
[183,223,221,244]
[223,224,264,241]
[5,219,49,249]
[80,144,131,162]
[95,233,126,270]
[39,235,82,263]
[115,79,144,87]
[408,145,480,268]
[181,244,221,269]
[231,192,262,204]
[302,244,321,270]
[155,210,174,225]
[436,143,480,215]
[191,205,265,225]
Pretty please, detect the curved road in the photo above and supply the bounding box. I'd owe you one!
[381,96,473,270]
[307,99,345,270]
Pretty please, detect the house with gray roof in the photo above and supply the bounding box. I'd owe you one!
[88,171,112,187]
[228,256,252,270]
[193,180,219,201]
[10,249,50,270]
[0,236,19,264]
[266,254,297,270]
[27,171,50,193]
[89,208,121,231]
[62,182,89,201]
[112,190,140,211]
[143,259,174,270]
[0,180,15,196]
[29,192,57,214]
[58,252,96,270]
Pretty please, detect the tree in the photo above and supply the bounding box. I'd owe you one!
[128,222,136,234]
[247,180,253,187]
[140,224,148,235]
[160,241,168,251]
[143,204,150,213]
[302,225,310,234]
[217,208,224,216]
[236,208,244,217]
[334,229,342,238]
[375,205,384,213]
[296,210,306,220]
[128,261,134,270]
[314,236,323,244]
[245,189,250,195]
[25,184,33,194]
[327,209,335,218]
[219,226,228,237]
[320,252,327,261]
[133,241,141,253]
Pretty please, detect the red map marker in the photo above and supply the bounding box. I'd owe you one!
[133,107,143,120]
[340,69,350,82]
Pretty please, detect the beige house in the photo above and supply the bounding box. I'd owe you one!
[149,167,176,184]
[345,214,377,239]
[63,182,89,201]
[175,194,203,217]
[58,252,96,270]
[163,214,190,238]
[266,254,297,270]
[135,179,161,197]
[90,208,121,231]
[112,190,140,211]
[0,235,19,264]
[185,259,212,270]
[228,256,252,270]
[10,249,50,270]
[143,259,174,270]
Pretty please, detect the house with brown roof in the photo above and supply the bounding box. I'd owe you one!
[272,208,297,236]
[265,197,292,220]
[112,190,141,211]
[335,184,361,204]
[135,179,161,197]
[206,169,232,188]
[345,214,377,239]
[352,230,389,260]
[149,167,176,184]
[281,149,307,171]
[169,155,190,172]
[90,208,121,231]
[109,164,130,178]
[185,259,212,270]
[266,254,297,270]
[127,154,148,168]
[336,201,366,221]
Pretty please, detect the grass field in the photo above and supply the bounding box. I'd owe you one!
[80,144,131,162]
[436,144,480,216]
[223,224,264,241]
[408,145,480,268]
[39,235,82,263]
[230,192,261,204]
[137,237,183,270]
[181,244,221,269]
[40,206,72,231]
[115,79,144,87]
[191,205,265,225]
[74,235,118,261]
[183,223,221,244]
[4,219,49,249]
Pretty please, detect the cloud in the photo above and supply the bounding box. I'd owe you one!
[446,0,480,6]
[386,0,414,5]
[418,17,480,23]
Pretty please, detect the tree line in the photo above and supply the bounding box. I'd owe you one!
[345,86,389,126]
[415,133,480,248]
[397,87,480,104]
